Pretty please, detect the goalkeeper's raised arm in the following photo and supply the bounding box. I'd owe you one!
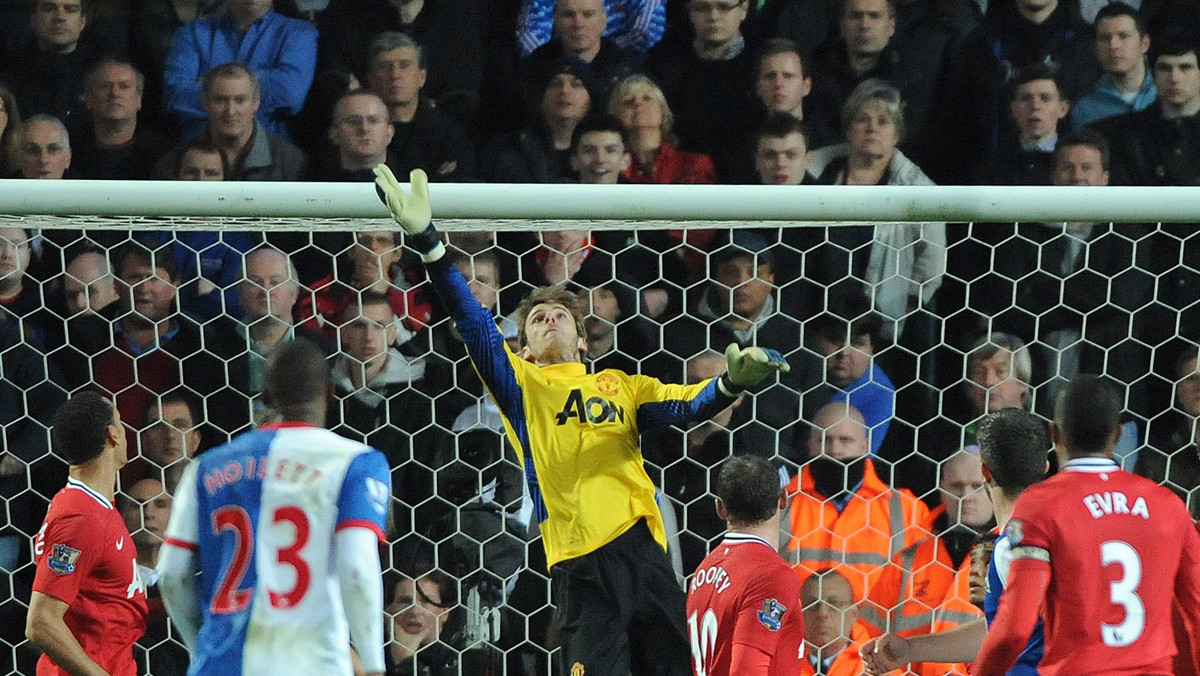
[373,165,791,676]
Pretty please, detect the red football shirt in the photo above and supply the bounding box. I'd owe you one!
[687,533,805,676]
[32,478,148,676]
[1001,458,1200,676]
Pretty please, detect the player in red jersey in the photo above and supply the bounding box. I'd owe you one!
[973,375,1200,676]
[687,455,804,675]
[26,392,148,676]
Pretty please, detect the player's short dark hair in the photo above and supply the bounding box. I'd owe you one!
[515,285,589,349]
[53,392,116,466]
[265,338,331,410]
[1056,128,1110,171]
[714,456,780,526]
[1054,375,1122,457]
[569,113,630,155]
[1093,2,1147,36]
[756,112,809,146]
[977,408,1048,498]
[755,38,807,79]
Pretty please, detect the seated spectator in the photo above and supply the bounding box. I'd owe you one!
[609,76,717,184]
[516,0,665,57]
[645,0,757,181]
[967,534,995,610]
[863,449,991,676]
[0,82,21,176]
[134,390,203,491]
[1136,343,1200,520]
[16,114,71,180]
[808,79,945,393]
[1070,2,1155,129]
[208,246,334,427]
[140,139,257,322]
[299,230,434,342]
[69,59,170,180]
[517,0,637,124]
[1092,30,1200,186]
[801,568,873,675]
[316,0,485,129]
[956,333,1034,442]
[975,65,1069,186]
[755,40,828,153]
[363,32,476,181]
[568,112,629,185]
[90,242,229,443]
[1,0,105,125]
[61,248,119,316]
[811,308,895,455]
[785,402,932,601]
[313,89,394,181]
[479,58,594,183]
[155,63,310,181]
[116,477,190,676]
[754,113,813,186]
[163,0,317,138]
[574,275,652,373]
[383,571,460,675]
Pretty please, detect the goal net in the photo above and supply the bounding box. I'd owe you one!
[0,180,1196,675]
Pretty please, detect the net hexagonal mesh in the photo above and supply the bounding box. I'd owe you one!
[0,211,1192,676]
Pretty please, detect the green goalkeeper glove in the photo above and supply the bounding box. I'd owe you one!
[373,164,443,261]
[724,343,790,390]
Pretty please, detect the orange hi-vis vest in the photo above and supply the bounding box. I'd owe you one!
[861,508,985,676]
[785,459,933,602]
[799,621,880,676]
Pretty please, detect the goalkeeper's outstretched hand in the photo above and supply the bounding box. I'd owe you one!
[725,343,790,388]
[373,164,431,235]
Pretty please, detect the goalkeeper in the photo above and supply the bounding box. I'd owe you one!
[374,166,790,676]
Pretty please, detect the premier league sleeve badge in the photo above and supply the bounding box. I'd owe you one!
[757,598,787,631]
[48,543,82,575]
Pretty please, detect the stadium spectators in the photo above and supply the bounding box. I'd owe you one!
[810,308,895,455]
[163,0,317,139]
[61,248,118,316]
[133,391,204,492]
[785,402,933,601]
[16,114,72,180]
[754,41,821,153]
[156,63,309,181]
[516,0,666,57]
[1136,343,1200,519]
[384,571,459,675]
[70,59,170,181]
[975,65,1069,186]
[608,73,714,184]
[1070,2,1156,129]
[0,82,22,176]
[313,89,396,182]
[800,568,873,676]
[1,0,103,126]
[363,32,476,181]
[863,449,991,676]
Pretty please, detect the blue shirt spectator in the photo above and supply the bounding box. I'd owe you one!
[1070,3,1156,129]
[812,307,895,455]
[164,4,317,139]
[830,362,895,456]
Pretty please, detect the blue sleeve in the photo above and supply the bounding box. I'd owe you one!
[635,377,734,431]
[163,23,207,127]
[516,0,554,56]
[425,256,527,429]
[254,16,318,121]
[609,0,666,54]
[336,450,392,538]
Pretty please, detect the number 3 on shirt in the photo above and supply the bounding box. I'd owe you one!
[211,505,312,614]
[1101,540,1144,647]
[688,609,718,676]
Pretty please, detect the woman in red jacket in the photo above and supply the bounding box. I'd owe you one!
[608,74,716,185]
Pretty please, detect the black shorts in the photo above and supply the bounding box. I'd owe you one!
[551,519,690,676]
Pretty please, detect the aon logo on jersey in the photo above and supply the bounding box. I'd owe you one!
[555,389,626,425]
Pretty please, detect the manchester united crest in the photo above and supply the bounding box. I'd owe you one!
[595,373,620,397]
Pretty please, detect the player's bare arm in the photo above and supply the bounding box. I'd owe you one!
[861,618,988,674]
[26,591,112,676]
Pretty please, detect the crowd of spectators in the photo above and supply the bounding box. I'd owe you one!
[2,0,1200,672]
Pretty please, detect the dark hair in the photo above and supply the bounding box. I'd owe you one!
[202,62,260,99]
[265,338,332,410]
[810,295,881,348]
[515,285,589,349]
[755,38,808,79]
[366,31,427,70]
[1150,30,1200,67]
[570,113,630,154]
[1056,128,1110,171]
[145,388,202,428]
[115,241,180,284]
[1008,63,1064,102]
[52,392,115,465]
[838,0,895,19]
[174,137,229,179]
[1093,2,1147,37]
[1054,375,1122,457]
[756,112,809,146]
[339,289,394,324]
[977,408,1048,498]
[330,88,388,118]
[714,456,781,526]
